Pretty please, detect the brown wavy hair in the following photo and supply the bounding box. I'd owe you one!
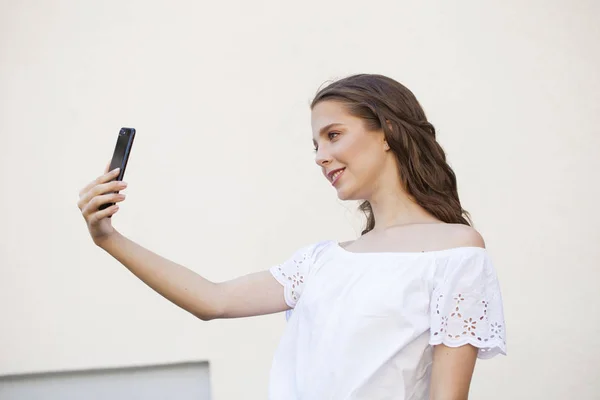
[311,74,471,235]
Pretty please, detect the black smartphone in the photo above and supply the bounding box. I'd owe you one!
[99,127,136,211]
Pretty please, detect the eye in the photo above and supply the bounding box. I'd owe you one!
[313,132,341,153]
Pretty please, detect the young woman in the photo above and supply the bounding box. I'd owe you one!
[78,74,506,399]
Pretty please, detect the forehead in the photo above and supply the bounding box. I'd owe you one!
[311,101,359,135]
[311,101,347,127]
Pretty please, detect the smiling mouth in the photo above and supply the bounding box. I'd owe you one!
[330,168,345,185]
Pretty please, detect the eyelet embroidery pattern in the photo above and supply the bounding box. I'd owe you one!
[431,291,506,356]
[434,294,443,315]
[464,318,477,336]
[437,316,449,335]
[276,252,310,303]
[450,293,464,318]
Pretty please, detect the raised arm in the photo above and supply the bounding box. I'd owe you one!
[78,166,288,321]
[99,232,288,320]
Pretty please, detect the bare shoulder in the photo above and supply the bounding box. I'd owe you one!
[340,223,485,254]
[338,240,354,249]
[443,224,485,249]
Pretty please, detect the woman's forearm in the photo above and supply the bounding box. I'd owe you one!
[98,231,223,320]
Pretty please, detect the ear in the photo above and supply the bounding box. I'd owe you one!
[385,119,394,131]
[383,119,393,151]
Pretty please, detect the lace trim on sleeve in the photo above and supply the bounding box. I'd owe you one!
[430,289,507,359]
[270,252,310,308]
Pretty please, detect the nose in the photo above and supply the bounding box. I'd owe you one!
[314,146,331,167]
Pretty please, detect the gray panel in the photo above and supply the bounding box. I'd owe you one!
[0,362,211,400]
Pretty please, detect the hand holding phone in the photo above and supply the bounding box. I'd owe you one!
[99,127,135,211]
[77,127,136,244]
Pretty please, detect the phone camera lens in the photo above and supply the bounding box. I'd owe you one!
[119,129,126,135]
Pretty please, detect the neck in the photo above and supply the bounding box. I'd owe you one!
[367,186,440,232]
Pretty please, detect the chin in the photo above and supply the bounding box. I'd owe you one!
[335,187,359,201]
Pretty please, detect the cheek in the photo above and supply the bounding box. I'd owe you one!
[332,136,364,163]
[344,139,382,177]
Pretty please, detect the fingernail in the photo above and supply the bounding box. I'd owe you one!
[112,168,120,173]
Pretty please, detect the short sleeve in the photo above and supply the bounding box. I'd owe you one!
[269,241,331,309]
[429,248,507,359]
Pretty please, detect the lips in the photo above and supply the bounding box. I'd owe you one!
[327,168,345,185]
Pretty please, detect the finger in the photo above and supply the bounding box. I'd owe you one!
[82,192,126,217]
[88,204,119,224]
[99,167,121,184]
[79,167,119,197]
[79,167,120,198]
[79,180,127,209]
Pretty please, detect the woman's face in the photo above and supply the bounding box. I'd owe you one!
[311,100,391,201]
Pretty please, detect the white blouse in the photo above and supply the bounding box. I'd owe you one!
[268,240,506,400]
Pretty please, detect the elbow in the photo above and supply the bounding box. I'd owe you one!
[194,313,214,322]
[191,302,225,322]
[190,282,226,321]
[192,306,223,321]
[192,311,218,321]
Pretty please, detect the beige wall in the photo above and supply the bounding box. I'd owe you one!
[1,1,598,399]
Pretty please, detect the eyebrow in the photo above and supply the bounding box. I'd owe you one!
[313,123,344,145]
